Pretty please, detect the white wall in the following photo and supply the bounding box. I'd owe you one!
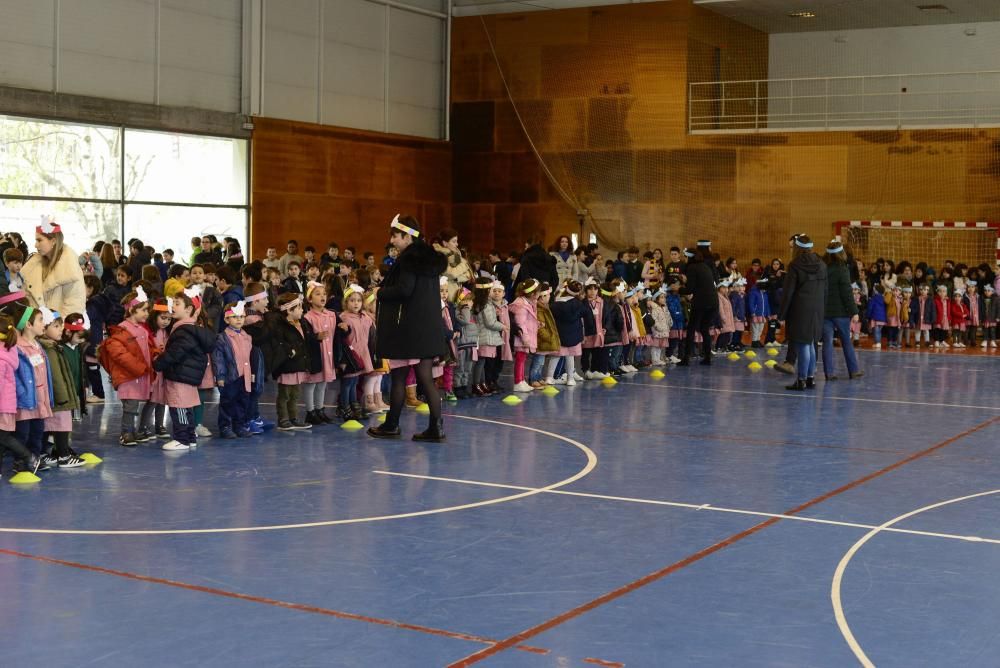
[770,22,1000,79]
[767,22,1000,127]
[0,0,242,113]
[260,0,446,137]
[0,0,446,139]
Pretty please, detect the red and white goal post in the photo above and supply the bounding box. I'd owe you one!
[834,220,1000,269]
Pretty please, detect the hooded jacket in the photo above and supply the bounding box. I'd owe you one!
[153,323,216,386]
[551,296,597,348]
[779,251,827,344]
[375,240,448,360]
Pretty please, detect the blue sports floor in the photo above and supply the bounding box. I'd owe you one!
[2,349,999,667]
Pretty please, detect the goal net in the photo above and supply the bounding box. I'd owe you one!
[836,221,1000,271]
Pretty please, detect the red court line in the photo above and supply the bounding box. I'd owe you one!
[447,415,1000,666]
[0,547,554,657]
[583,658,626,667]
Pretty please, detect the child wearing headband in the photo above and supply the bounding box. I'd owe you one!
[102,289,155,446]
[335,285,375,421]
[964,281,983,348]
[453,287,479,399]
[302,281,337,425]
[361,288,388,413]
[471,277,503,396]
[13,305,55,467]
[153,292,217,450]
[665,279,685,364]
[645,288,672,366]
[601,279,626,376]
[83,274,109,404]
[729,279,747,352]
[983,284,998,348]
[547,280,595,386]
[38,309,84,467]
[866,284,887,350]
[910,284,934,349]
[932,284,951,348]
[485,278,513,393]
[0,314,42,477]
[509,279,541,393]
[533,283,560,386]
[142,299,173,438]
[211,301,254,439]
[581,279,608,379]
[950,288,969,348]
[436,277,459,403]
[241,282,273,434]
[58,312,89,430]
[271,292,318,430]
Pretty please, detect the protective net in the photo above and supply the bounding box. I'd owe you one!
[458,0,1000,269]
[839,222,1000,273]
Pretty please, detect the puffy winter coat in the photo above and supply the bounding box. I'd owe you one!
[22,245,86,316]
[153,323,216,386]
[269,316,321,378]
[101,324,155,389]
[551,296,597,348]
[40,338,79,413]
[648,302,672,338]
[509,297,539,352]
[454,304,479,350]
[476,303,505,348]
[866,293,887,322]
[949,299,969,326]
[666,293,686,330]
[375,240,448,360]
[602,297,625,345]
[536,303,561,352]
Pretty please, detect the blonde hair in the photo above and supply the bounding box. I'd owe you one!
[40,230,67,281]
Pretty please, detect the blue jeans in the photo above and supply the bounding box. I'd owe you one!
[822,318,859,376]
[529,354,546,382]
[794,342,816,379]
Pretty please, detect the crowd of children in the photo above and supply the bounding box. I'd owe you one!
[0,223,997,478]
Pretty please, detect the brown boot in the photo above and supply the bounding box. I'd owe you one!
[405,385,421,408]
[363,394,377,415]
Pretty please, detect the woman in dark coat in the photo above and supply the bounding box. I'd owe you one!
[778,235,827,390]
[368,215,448,442]
[821,240,863,382]
[518,237,559,288]
[677,248,718,366]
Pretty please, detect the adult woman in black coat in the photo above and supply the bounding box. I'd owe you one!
[778,235,827,390]
[368,215,448,442]
[677,248,718,366]
[518,237,559,288]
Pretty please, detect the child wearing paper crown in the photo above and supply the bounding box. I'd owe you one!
[508,278,540,393]
[548,279,596,384]
[13,304,55,467]
[335,284,375,421]
[932,284,951,348]
[0,314,42,477]
[211,301,254,439]
[949,289,969,348]
[453,287,479,399]
[270,292,320,430]
[143,299,173,437]
[909,284,935,349]
[101,287,156,446]
[61,313,90,416]
[38,308,84,467]
[581,277,608,378]
[153,290,217,450]
[241,282,273,434]
[302,280,337,424]
[729,278,747,352]
[964,281,984,348]
[471,277,506,396]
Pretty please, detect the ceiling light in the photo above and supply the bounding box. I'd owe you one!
[916,4,952,12]
[788,11,816,18]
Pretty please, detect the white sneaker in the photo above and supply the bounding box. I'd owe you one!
[873,343,881,349]
[942,342,950,348]
[585,371,597,380]
[566,378,577,386]
[991,341,997,348]
[195,425,212,438]
[573,372,584,381]
[981,341,987,348]
[86,395,104,404]
[669,355,681,364]
[625,365,637,372]
[592,371,608,379]
[162,440,190,451]
[512,381,533,393]
[550,376,567,385]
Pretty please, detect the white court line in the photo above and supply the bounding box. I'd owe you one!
[831,489,1000,667]
[0,416,596,536]
[623,380,1000,412]
[373,471,1000,546]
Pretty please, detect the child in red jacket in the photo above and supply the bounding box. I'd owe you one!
[949,290,969,349]
[100,288,155,445]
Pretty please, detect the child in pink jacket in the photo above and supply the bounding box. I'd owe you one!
[508,278,540,392]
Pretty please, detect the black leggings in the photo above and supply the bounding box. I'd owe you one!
[0,431,32,470]
[684,307,717,360]
[581,347,609,373]
[386,360,441,429]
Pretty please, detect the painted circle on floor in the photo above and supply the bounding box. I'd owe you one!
[0,415,597,536]
[831,488,1000,667]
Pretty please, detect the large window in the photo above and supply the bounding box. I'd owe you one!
[0,115,248,258]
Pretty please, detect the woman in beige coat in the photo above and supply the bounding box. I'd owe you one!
[21,219,86,316]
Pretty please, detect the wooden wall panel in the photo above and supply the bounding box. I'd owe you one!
[251,118,451,258]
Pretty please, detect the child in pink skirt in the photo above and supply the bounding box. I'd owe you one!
[509,278,540,392]
[336,285,374,420]
[14,305,54,467]
[143,299,172,438]
[303,281,337,424]
[39,308,84,467]
[362,289,388,412]
[0,315,40,477]
[480,279,512,393]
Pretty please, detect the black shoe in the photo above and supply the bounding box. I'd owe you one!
[825,375,839,381]
[277,420,295,431]
[135,429,154,443]
[318,409,334,424]
[676,359,690,366]
[805,377,815,389]
[351,402,369,420]
[786,379,806,391]
[412,419,445,443]
[119,432,137,447]
[752,341,762,348]
[367,424,401,439]
[304,410,320,426]
[849,371,865,380]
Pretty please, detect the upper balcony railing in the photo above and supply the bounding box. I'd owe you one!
[689,70,1000,133]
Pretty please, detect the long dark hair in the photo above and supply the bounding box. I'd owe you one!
[472,277,492,314]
